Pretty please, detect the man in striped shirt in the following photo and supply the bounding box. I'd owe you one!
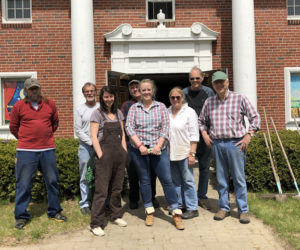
[199,71,260,224]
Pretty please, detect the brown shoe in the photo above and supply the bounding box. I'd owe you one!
[239,212,250,224]
[213,209,230,221]
[145,213,154,226]
[198,199,211,210]
[173,214,184,230]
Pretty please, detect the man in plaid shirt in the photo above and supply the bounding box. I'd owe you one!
[199,71,260,224]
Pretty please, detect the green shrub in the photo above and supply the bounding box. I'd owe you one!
[0,138,128,202]
[0,138,79,201]
[246,130,300,192]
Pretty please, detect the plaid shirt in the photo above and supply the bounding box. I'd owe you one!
[199,91,260,139]
[125,101,169,149]
[121,99,137,121]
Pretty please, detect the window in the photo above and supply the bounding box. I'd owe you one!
[287,0,300,20]
[1,0,32,24]
[146,0,175,21]
[0,72,36,130]
[284,68,300,128]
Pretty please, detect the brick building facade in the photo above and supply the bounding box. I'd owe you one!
[0,0,299,138]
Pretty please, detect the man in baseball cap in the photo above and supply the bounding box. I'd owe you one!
[10,77,67,229]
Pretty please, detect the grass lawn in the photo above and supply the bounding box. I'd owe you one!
[248,193,300,250]
[0,198,90,247]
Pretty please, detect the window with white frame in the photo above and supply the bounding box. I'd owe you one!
[146,0,175,21]
[287,0,300,20]
[1,0,32,24]
[284,68,300,126]
[0,73,36,128]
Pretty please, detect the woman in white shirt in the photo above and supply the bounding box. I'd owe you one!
[168,87,199,220]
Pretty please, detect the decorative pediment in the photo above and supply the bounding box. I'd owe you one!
[104,23,218,42]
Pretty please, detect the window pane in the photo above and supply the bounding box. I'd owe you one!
[8,9,15,18]
[290,74,300,118]
[288,0,295,5]
[24,9,30,18]
[3,81,25,124]
[16,0,22,8]
[7,0,15,8]
[296,0,300,5]
[16,9,23,18]
[288,7,295,15]
[295,6,300,14]
[154,3,168,19]
[148,2,154,19]
[24,0,30,8]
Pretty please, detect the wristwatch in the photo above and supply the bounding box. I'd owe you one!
[189,152,196,157]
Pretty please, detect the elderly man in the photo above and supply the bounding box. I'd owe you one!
[74,82,100,214]
[10,78,66,229]
[183,66,215,210]
[121,79,158,210]
[199,71,260,224]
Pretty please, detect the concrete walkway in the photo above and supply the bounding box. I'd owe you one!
[1,168,289,250]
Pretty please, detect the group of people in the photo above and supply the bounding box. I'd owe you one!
[9,66,260,236]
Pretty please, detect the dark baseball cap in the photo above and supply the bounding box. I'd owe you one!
[128,79,140,86]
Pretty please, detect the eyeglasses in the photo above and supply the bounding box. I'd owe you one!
[84,90,95,94]
[190,77,201,81]
[170,96,181,100]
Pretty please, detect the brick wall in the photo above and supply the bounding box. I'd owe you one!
[254,0,300,130]
[1,0,296,136]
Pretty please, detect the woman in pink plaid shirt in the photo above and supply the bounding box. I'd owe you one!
[126,79,184,230]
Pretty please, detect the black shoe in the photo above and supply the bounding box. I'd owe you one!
[50,212,67,222]
[129,200,139,210]
[15,219,28,230]
[152,198,159,208]
[81,207,91,215]
[182,210,199,219]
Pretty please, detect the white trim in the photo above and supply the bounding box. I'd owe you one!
[0,72,37,138]
[287,16,300,20]
[1,0,32,24]
[284,67,300,129]
[146,0,175,22]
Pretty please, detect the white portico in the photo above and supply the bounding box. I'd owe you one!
[104,23,218,74]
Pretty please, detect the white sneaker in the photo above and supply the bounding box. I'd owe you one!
[91,226,105,236]
[113,218,127,227]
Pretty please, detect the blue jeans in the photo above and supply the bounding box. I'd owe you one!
[170,158,198,211]
[14,150,62,220]
[212,138,248,213]
[130,148,179,212]
[78,142,95,208]
[196,139,211,200]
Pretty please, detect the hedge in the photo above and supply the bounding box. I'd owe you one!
[0,130,299,201]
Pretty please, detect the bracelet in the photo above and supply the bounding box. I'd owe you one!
[138,143,143,149]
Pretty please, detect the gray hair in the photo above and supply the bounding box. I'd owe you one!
[82,82,97,93]
[189,66,204,77]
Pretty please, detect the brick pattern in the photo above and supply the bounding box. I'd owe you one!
[1,0,298,136]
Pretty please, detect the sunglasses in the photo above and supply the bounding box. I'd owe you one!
[190,77,201,81]
[170,96,181,100]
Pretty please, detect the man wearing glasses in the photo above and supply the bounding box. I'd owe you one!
[74,82,100,214]
[182,66,215,210]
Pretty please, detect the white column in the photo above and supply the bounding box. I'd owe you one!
[232,0,257,109]
[71,0,95,111]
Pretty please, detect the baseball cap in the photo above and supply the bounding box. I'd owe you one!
[128,79,140,86]
[24,78,41,89]
[212,71,228,83]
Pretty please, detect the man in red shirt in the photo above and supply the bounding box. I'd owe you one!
[9,78,66,229]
